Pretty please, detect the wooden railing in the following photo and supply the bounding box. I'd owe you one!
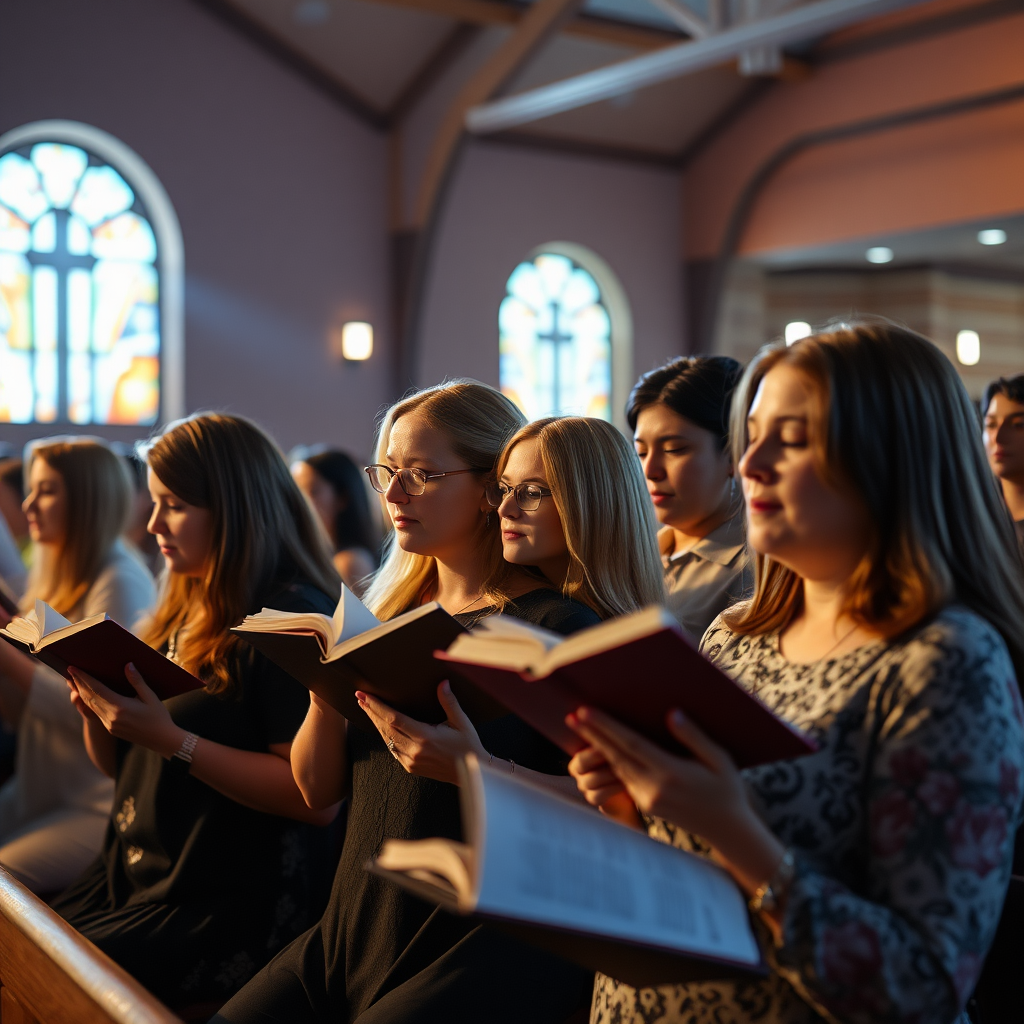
[0,868,181,1024]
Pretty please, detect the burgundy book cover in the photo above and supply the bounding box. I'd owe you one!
[5,619,203,701]
[437,627,815,769]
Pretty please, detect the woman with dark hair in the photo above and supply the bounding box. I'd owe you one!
[627,356,750,642]
[571,320,1024,1024]
[52,414,342,1007]
[290,447,378,596]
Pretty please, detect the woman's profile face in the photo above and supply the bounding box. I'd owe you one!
[291,461,341,542]
[147,469,214,578]
[23,457,67,546]
[634,403,732,532]
[497,438,569,584]
[740,363,870,581]
[383,411,489,562]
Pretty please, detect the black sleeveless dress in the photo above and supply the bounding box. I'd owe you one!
[51,581,339,1007]
[214,588,601,1024]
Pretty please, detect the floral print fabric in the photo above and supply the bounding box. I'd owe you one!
[592,605,1024,1024]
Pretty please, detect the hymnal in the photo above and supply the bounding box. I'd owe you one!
[435,606,815,768]
[368,755,766,987]
[231,586,505,729]
[1,601,203,701]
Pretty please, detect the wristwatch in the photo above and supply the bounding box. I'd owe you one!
[748,849,795,915]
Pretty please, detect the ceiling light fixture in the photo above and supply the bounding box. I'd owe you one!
[866,247,894,264]
[956,330,980,366]
[331,321,373,362]
[977,229,1007,246]
[785,322,812,345]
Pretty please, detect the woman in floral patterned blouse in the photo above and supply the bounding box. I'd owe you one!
[568,320,1024,1024]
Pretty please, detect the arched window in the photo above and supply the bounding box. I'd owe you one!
[0,121,183,426]
[499,243,631,427]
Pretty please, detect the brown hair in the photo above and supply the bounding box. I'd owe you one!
[490,417,666,619]
[23,437,133,615]
[362,380,527,621]
[139,413,340,694]
[725,319,1024,681]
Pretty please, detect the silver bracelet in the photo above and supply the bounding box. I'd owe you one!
[487,753,515,775]
[173,731,199,763]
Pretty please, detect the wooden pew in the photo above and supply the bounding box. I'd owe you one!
[0,867,181,1024]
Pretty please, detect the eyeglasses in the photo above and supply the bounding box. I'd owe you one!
[364,464,485,497]
[485,481,552,512]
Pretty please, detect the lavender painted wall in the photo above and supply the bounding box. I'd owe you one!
[416,140,685,404]
[0,0,391,459]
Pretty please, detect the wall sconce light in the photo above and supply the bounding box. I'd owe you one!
[956,330,980,366]
[332,321,373,362]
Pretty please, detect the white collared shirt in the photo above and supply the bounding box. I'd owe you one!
[659,511,751,644]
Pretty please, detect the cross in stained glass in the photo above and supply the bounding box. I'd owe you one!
[536,299,574,415]
[26,210,96,421]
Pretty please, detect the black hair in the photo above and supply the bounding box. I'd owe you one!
[0,459,23,496]
[289,446,379,564]
[626,356,743,451]
[982,374,1024,415]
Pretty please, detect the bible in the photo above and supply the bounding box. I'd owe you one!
[368,754,766,987]
[231,586,505,729]
[435,606,815,768]
[0,601,203,701]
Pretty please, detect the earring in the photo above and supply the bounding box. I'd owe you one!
[485,510,494,528]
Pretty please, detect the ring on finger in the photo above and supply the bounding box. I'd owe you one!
[387,737,396,755]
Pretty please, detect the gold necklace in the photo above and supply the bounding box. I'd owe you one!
[819,622,859,662]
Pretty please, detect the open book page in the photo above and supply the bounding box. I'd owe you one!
[323,601,447,663]
[375,839,474,905]
[2,601,92,648]
[443,606,681,678]
[444,615,565,671]
[463,758,761,967]
[233,585,382,657]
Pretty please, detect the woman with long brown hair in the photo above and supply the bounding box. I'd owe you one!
[52,414,342,1008]
[0,438,155,893]
[570,321,1024,1024]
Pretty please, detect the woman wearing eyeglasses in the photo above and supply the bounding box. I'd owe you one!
[215,382,603,1024]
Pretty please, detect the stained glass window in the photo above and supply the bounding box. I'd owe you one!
[0,142,160,425]
[499,252,612,422]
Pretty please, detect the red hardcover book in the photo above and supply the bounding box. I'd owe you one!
[436,606,814,769]
[1,602,203,701]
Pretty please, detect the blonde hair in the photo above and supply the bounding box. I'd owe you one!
[22,437,133,616]
[491,417,665,620]
[362,380,527,621]
[140,413,340,695]
[725,319,1024,682]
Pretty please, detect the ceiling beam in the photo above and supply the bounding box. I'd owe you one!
[465,0,935,132]
[355,0,683,49]
[644,0,711,38]
[413,0,587,227]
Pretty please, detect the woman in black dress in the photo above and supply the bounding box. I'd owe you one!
[215,387,663,1024]
[53,413,342,1007]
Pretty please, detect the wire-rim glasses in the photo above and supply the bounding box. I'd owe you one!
[485,481,552,512]
[364,464,485,497]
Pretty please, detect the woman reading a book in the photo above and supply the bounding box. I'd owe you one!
[52,414,342,1008]
[0,437,155,894]
[568,321,1024,1024]
[628,356,751,643]
[215,381,612,1024]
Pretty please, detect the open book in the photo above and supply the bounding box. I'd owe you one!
[1,601,203,701]
[231,586,506,729]
[435,606,815,768]
[369,755,765,987]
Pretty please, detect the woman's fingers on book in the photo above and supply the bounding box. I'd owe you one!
[123,662,160,704]
[355,691,414,741]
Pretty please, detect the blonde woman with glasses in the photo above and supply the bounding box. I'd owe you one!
[0,438,155,893]
[570,321,1024,1024]
[216,382,603,1024]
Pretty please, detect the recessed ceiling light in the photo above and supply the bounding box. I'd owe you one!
[978,229,1007,246]
[866,247,894,264]
[294,0,330,25]
[956,330,980,366]
[785,322,812,345]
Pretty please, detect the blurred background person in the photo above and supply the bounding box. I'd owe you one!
[0,459,30,576]
[115,445,165,578]
[982,373,1024,549]
[628,356,750,644]
[0,438,155,893]
[290,445,379,595]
